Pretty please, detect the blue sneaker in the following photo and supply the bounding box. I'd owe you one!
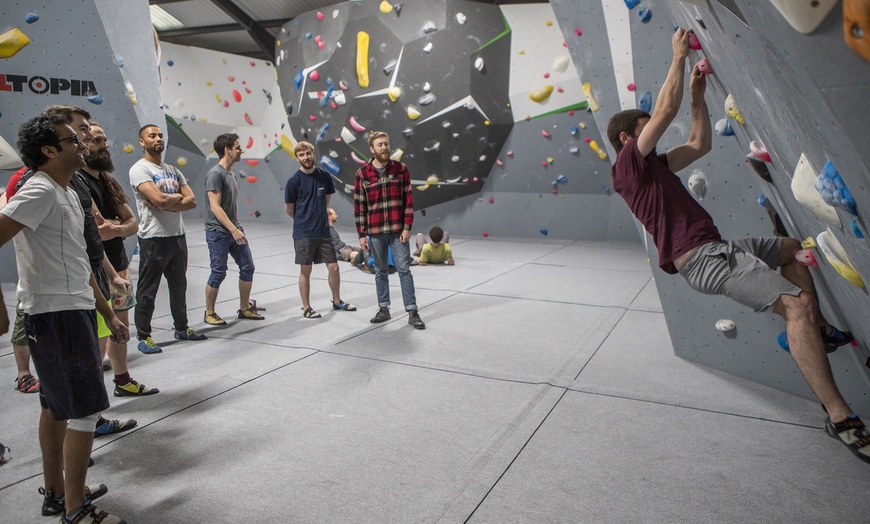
[137,337,162,354]
[821,325,853,353]
[174,327,207,341]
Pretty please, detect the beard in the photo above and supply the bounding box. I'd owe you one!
[85,150,114,172]
[301,158,315,169]
[375,150,391,163]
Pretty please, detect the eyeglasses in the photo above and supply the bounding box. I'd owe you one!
[58,134,81,147]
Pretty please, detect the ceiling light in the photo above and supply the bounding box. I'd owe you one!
[150,5,185,31]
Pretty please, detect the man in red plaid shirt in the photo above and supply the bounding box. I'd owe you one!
[354,132,425,329]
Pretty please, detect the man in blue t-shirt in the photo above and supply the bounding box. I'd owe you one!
[284,141,356,318]
[608,28,865,465]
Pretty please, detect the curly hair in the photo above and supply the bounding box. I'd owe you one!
[17,113,68,169]
[606,109,651,154]
[214,133,239,159]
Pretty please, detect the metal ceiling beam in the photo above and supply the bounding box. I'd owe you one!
[208,0,276,62]
[157,18,288,39]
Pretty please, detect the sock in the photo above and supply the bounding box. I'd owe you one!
[114,372,131,386]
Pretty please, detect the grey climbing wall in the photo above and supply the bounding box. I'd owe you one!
[0,0,163,282]
[551,0,870,415]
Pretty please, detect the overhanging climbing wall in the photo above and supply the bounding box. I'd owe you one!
[552,0,870,415]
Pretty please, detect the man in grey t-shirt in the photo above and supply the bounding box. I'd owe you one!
[203,133,263,325]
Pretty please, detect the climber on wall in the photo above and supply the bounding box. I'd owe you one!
[606,28,866,465]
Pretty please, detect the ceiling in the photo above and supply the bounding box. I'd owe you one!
[150,0,546,62]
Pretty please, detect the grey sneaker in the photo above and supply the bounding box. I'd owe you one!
[370,307,391,323]
[408,310,426,330]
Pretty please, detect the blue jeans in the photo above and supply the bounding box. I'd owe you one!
[206,228,256,287]
[369,233,417,311]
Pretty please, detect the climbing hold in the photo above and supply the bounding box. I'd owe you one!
[844,0,870,62]
[749,140,772,163]
[714,118,735,136]
[423,141,440,153]
[309,115,317,122]
[488,197,494,204]
[281,135,296,159]
[569,146,579,154]
[87,94,103,105]
[340,127,356,144]
[246,175,258,184]
[582,82,599,112]
[456,13,467,24]
[688,171,707,200]
[816,229,864,287]
[223,100,230,108]
[387,86,401,102]
[757,193,767,206]
[310,70,320,81]
[115,55,125,68]
[541,161,548,167]
[320,156,341,176]
[575,28,583,36]
[426,175,440,185]
[638,91,652,112]
[245,159,259,166]
[246,137,254,149]
[176,157,187,167]
[541,129,551,138]
[795,249,819,267]
[547,157,555,164]
[627,83,636,91]
[243,113,253,126]
[317,11,325,20]
[233,90,242,102]
[507,151,514,158]
[394,3,403,17]
[351,151,367,165]
[383,60,397,76]
[474,57,485,72]
[579,123,586,129]
[801,236,817,249]
[638,8,652,23]
[379,0,393,13]
[792,153,841,227]
[316,123,330,143]
[25,12,39,24]
[423,82,431,93]
[724,94,744,124]
[123,143,134,153]
[423,42,433,53]
[349,116,366,132]
[529,85,554,103]
[852,219,865,239]
[588,140,607,160]
[689,33,702,50]
[777,331,790,352]
[418,93,435,106]
[815,160,857,216]
[422,21,438,34]
[294,70,304,90]
[624,0,640,8]
[339,80,349,90]
[483,232,489,238]
[321,85,335,108]
[540,229,548,236]
[553,56,570,73]
[334,92,347,106]
[715,319,736,332]
[495,159,504,167]
[557,175,568,184]
[697,58,713,75]
[357,32,370,88]
[746,156,772,183]
[570,126,580,136]
[391,149,403,162]
[407,106,421,120]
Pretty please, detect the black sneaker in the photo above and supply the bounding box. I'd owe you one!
[825,416,870,464]
[821,325,853,353]
[60,502,126,523]
[408,310,426,330]
[370,307,391,323]
[39,484,108,516]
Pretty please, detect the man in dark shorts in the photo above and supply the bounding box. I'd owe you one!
[284,141,356,318]
[608,28,866,464]
[0,112,129,523]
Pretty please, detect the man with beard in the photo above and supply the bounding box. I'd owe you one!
[284,141,356,318]
[82,122,160,399]
[354,132,425,329]
[0,112,129,524]
[203,133,264,325]
[129,124,206,354]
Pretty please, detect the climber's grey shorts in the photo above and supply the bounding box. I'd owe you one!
[678,238,801,313]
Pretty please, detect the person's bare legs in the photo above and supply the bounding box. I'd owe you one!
[39,409,66,497]
[415,233,425,253]
[62,427,94,517]
[774,293,851,422]
[326,262,341,303]
[778,237,832,330]
[299,264,313,310]
[105,309,129,376]
[13,343,33,381]
[239,279,253,311]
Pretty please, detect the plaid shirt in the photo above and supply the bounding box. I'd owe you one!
[354,160,414,238]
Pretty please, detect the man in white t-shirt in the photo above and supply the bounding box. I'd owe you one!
[129,124,206,354]
[0,113,129,524]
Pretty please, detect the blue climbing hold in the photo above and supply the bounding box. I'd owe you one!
[115,54,125,68]
[551,181,559,188]
[624,0,640,9]
[638,8,652,23]
[306,32,312,39]
[87,94,103,105]
[777,331,790,352]
[320,156,341,176]
[556,175,568,184]
[167,60,174,67]
[25,12,39,24]
[570,126,579,136]
[294,70,304,90]
[540,229,549,236]
[757,193,766,206]
[321,84,335,107]
[316,123,330,143]
[852,219,864,239]
[638,91,652,113]
[815,160,857,216]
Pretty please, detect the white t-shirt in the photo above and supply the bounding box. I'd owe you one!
[0,172,95,314]
[129,158,187,239]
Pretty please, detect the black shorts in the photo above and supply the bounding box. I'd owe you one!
[294,237,338,265]
[26,310,110,420]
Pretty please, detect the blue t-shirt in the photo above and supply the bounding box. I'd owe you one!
[284,167,335,239]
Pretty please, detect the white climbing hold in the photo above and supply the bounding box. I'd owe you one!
[715,319,736,332]
[456,13,467,25]
[688,171,707,201]
[340,126,356,144]
[474,57,484,72]
[552,56,569,73]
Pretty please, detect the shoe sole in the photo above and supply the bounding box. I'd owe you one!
[825,421,870,464]
[114,388,160,397]
[137,346,162,354]
[94,421,137,438]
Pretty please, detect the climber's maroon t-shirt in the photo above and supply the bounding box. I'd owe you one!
[612,138,721,274]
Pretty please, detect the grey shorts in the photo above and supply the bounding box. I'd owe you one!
[678,238,801,312]
[294,237,338,265]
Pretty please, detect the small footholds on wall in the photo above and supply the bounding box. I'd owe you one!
[574,28,583,36]
[757,192,766,206]
[688,171,707,201]
[638,91,652,112]
[456,12,467,24]
[540,229,549,236]
[316,11,325,20]
[115,55,125,68]
[474,57,485,72]
[815,160,857,216]
[714,118,734,136]
[87,94,103,105]
[387,86,401,102]
[715,319,736,332]
[777,331,790,351]
[638,8,652,23]
[569,146,579,154]
[724,94,744,124]
[541,129,551,138]
[495,159,504,167]
[407,106,421,120]
[482,232,489,238]
[627,83,636,91]
[123,144,134,153]
[746,156,772,183]
[349,116,366,132]
[800,236,817,249]
[422,21,438,34]
[795,249,819,267]
[852,219,865,239]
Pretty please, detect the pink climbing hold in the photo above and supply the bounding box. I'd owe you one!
[309,115,317,121]
[627,83,637,91]
[244,87,252,94]
[506,151,514,158]
[232,90,242,102]
[249,61,256,67]
[542,129,551,138]
[795,249,818,268]
[574,28,583,36]
[317,11,324,20]
[488,197,494,204]
[310,70,319,81]
[689,33,702,50]
[246,137,254,149]
[315,35,322,42]
[223,100,229,108]
[551,189,558,194]
[541,161,548,167]
[583,137,591,143]
[495,159,504,167]
[543,73,550,79]
[473,177,479,182]
[697,58,713,75]
[228,76,235,82]
[244,113,253,125]
[524,116,531,122]
[482,232,489,238]
[567,110,574,116]
[318,42,325,49]
[556,87,564,93]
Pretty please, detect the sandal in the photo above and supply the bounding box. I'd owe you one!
[14,373,39,393]
[332,300,357,312]
[302,307,321,319]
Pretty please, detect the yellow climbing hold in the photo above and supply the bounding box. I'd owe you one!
[545,20,553,27]
[177,157,188,167]
[379,0,393,13]
[426,175,440,185]
[800,236,817,249]
[589,140,607,160]
[387,86,401,102]
[816,230,864,287]
[724,94,744,124]
[281,134,296,159]
[484,120,490,126]
[123,144,134,153]
[390,148,403,162]
[529,85,554,103]
[407,106,421,120]
[582,82,599,112]
[206,81,212,87]
[215,94,222,103]
[0,28,30,59]
[416,184,430,191]
[356,32,370,88]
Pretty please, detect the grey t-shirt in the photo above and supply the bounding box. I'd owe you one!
[129,158,187,239]
[204,163,240,232]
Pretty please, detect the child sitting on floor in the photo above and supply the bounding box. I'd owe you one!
[414,226,454,266]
